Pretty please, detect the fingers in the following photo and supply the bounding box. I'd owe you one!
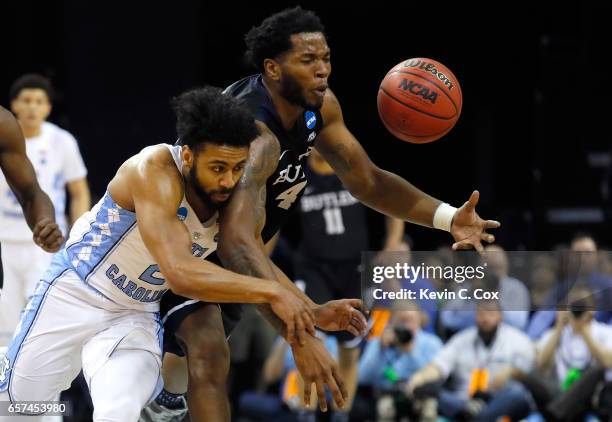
[332,366,348,405]
[285,318,296,346]
[346,325,360,337]
[452,240,484,254]
[347,298,363,310]
[303,381,312,408]
[485,219,501,229]
[34,221,58,239]
[41,236,63,252]
[316,380,328,412]
[464,190,479,211]
[326,367,346,411]
[34,230,64,252]
[304,307,316,337]
[480,232,495,243]
[351,310,368,334]
[295,316,306,346]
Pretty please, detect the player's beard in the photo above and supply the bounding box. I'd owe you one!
[188,163,232,210]
[280,72,322,110]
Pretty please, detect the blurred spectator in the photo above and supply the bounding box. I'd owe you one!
[520,288,612,421]
[527,233,612,340]
[375,238,438,333]
[407,300,535,421]
[356,305,442,420]
[0,74,91,347]
[439,245,531,334]
[530,265,557,309]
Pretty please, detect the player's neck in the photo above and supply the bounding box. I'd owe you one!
[20,122,42,139]
[262,78,302,131]
[184,182,216,223]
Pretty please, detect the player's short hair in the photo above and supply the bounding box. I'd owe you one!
[9,73,55,102]
[172,86,259,150]
[245,6,326,71]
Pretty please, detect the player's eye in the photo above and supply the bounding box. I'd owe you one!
[211,166,224,173]
[234,164,245,172]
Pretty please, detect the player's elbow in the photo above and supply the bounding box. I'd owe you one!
[346,167,377,202]
[160,262,191,297]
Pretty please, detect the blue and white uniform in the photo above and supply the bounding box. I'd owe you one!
[0,144,219,421]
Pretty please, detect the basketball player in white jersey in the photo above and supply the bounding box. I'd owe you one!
[0,87,327,421]
[0,103,64,341]
[0,74,91,347]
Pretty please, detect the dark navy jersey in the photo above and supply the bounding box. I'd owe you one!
[298,165,367,260]
[224,74,324,243]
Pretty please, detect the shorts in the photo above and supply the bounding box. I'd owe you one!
[160,291,243,356]
[0,264,163,407]
[294,252,363,347]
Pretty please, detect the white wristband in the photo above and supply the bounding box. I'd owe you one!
[433,203,457,232]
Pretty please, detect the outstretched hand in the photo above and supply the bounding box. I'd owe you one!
[450,191,500,253]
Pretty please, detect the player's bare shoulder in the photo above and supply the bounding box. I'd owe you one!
[320,88,343,126]
[240,121,281,186]
[109,144,184,211]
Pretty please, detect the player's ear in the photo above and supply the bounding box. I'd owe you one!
[181,145,194,169]
[263,58,281,81]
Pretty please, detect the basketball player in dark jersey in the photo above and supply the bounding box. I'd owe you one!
[145,7,499,422]
[0,106,63,331]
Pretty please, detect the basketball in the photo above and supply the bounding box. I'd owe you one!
[377,58,462,143]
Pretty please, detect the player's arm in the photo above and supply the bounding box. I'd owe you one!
[316,90,500,252]
[127,153,314,342]
[217,123,364,333]
[0,107,63,251]
[216,124,352,411]
[66,178,91,225]
[217,122,317,327]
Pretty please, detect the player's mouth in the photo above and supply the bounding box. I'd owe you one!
[212,193,231,202]
[312,84,328,97]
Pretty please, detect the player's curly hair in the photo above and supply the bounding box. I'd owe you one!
[9,73,55,102]
[244,7,326,71]
[172,86,259,149]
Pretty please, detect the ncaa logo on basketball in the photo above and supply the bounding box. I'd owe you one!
[305,111,317,129]
[177,207,188,221]
[398,79,438,104]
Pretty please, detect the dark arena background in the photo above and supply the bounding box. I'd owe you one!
[1,1,611,421]
[2,1,610,250]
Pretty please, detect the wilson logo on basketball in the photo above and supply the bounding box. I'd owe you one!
[398,79,438,104]
[403,59,455,91]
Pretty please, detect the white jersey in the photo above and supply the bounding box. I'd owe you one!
[0,121,87,241]
[55,143,218,312]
